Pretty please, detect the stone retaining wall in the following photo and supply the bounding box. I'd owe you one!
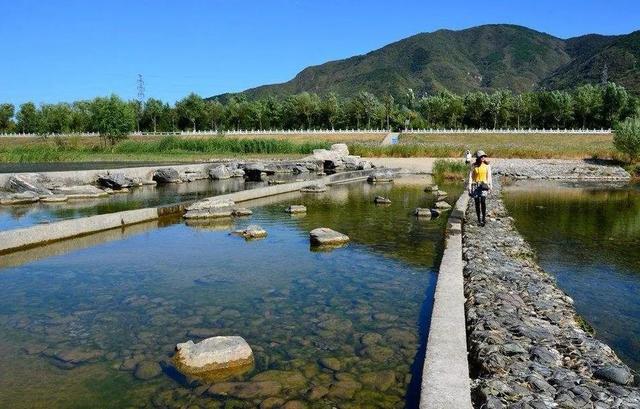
[463,179,639,408]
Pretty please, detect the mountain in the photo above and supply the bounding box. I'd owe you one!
[212,24,640,99]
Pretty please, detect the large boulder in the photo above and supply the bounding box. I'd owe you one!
[97,173,133,190]
[7,174,52,196]
[244,163,273,181]
[173,336,254,378]
[209,165,232,180]
[310,228,350,246]
[153,168,182,184]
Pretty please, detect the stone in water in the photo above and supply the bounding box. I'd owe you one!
[374,196,392,204]
[173,336,254,380]
[285,205,307,214]
[310,228,350,246]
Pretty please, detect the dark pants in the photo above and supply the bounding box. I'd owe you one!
[474,196,486,223]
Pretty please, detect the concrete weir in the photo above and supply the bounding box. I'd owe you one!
[420,193,473,409]
[0,169,378,254]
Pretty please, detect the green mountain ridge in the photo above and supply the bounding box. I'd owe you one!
[212,24,640,99]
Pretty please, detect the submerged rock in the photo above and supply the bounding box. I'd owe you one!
[153,168,182,184]
[232,225,267,240]
[285,205,307,214]
[310,228,350,246]
[374,196,392,204]
[300,184,327,193]
[173,336,254,379]
[434,200,452,210]
[134,360,162,380]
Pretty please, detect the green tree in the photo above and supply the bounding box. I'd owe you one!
[321,93,341,130]
[293,92,320,129]
[38,103,73,134]
[463,92,490,128]
[0,103,15,132]
[71,101,92,132]
[176,93,206,131]
[381,93,395,130]
[90,95,136,145]
[573,84,602,128]
[144,98,165,132]
[205,99,225,131]
[602,82,629,128]
[614,116,640,162]
[16,102,39,133]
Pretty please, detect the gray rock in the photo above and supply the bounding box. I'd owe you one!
[434,200,452,210]
[367,171,394,183]
[300,184,327,193]
[51,185,109,199]
[134,360,162,380]
[330,143,349,156]
[310,228,349,246]
[232,225,267,239]
[173,336,254,376]
[153,168,181,183]
[285,205,307,214]
[97,173,133,189]
[374,196,391,204]
[0,191,40,205]
[594,365,634,385]
[7,174,52,195]
[209,165,232,180]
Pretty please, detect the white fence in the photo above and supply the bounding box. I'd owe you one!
[0,128,612,138]
[403,128,611,134]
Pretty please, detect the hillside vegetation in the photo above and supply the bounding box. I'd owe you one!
[217,24,640,99]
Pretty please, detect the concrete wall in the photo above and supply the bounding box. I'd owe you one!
[420,193,472,409]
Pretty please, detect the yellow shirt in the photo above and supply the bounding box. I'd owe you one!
[472,163,489,183]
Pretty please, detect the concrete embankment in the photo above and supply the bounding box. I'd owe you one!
[463,163,639,407]
[0,169,378,254]
[420,193,473,409]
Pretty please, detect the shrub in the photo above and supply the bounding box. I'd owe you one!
[613,116,640,163]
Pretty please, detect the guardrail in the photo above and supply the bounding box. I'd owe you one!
[0,129,389,138]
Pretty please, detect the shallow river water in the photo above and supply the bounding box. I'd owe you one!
[0,176,311,232]
[503,181,640,372]
[0,178,457,409]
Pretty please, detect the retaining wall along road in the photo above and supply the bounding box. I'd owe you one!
[0,169,378,254]
[420,193,473,409]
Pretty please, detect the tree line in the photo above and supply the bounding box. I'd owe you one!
[1,82,638,140]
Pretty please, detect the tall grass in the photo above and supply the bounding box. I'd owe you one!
[432,159,469,180]
[0,136,330,162]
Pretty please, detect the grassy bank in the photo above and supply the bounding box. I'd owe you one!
[0,136,330,163]
[352,132,617,160]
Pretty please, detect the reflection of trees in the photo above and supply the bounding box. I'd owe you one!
[263,183,462,268]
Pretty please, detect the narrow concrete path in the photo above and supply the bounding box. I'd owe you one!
[381,132,400,145]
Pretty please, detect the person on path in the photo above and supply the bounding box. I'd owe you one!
[468,150,492,226]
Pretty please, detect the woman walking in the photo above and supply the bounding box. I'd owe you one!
[468,150,492,226]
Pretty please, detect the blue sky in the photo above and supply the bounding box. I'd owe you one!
[2,0,639,106]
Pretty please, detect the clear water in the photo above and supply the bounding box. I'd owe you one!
[0,176,310,231]
[503,181,640,372]
[0,178,459,408]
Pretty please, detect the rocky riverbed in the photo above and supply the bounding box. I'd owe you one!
[463,170,639,407]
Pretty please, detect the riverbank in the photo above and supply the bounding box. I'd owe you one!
[463,166,639,407]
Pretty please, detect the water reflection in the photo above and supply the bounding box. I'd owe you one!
[0,179,457,408]
[503,181,640,371]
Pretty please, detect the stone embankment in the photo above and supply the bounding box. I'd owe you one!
[463,161,638,408]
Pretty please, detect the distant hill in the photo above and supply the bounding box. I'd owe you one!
[212,24,640,100]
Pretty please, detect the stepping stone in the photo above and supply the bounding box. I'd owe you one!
[309,228,350,246]
[374,196,392,204]
[285,205,307,214]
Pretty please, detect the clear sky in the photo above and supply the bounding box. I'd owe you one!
[2,0,639,106]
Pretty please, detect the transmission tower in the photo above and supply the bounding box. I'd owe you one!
[136,74,145,132]
[137,74,145,103]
